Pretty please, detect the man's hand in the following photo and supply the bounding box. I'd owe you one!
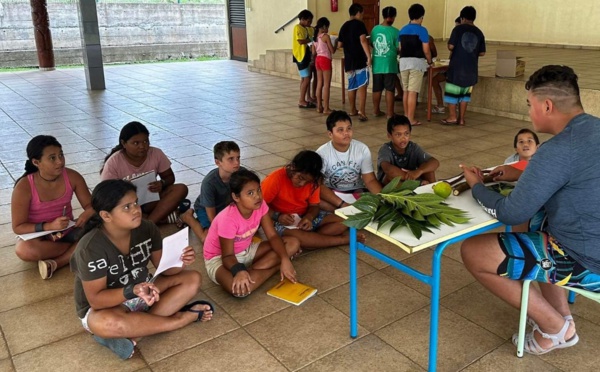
[489,165,523,182]
[459,164,484,188]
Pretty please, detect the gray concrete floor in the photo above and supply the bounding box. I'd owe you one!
[0,60,598,371]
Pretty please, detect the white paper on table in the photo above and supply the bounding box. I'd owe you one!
[334,191,357,205]
[152,227,189,280]
[129,171,160,206]
[330,35,338,46]
[284,214,302,229]
[17,220,76,241]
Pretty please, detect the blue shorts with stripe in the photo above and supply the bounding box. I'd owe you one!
[497,232,600,292]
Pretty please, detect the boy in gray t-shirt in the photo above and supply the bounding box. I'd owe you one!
[181,141,243,242]
[377,114,439,184]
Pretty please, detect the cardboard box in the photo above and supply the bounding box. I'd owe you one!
[495,50,526,77]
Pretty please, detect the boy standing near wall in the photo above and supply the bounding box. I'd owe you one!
[441,6,486,126]
[293,9,316,109]
[338,4,372,122]
[398,3,433,127]
[371,6,399,119]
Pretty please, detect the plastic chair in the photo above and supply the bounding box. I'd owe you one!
[516,280,600,357]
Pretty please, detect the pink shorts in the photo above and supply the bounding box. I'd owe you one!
[315,56,332,71]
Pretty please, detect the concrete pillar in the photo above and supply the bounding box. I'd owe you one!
[30,0,55,70]
[77,0,105,90]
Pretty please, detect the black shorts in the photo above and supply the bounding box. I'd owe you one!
[372,73,396,92]
[293,48,312,71]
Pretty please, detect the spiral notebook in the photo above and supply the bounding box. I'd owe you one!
[267,279,317,306]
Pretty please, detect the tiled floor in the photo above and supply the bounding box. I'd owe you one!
[1,60,599,371]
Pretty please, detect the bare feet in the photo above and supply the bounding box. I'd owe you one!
[180,208,195,225]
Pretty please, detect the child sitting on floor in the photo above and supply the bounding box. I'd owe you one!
[100,121,189,226]
[11,135,94,280]
[504,128,540,164]
[317,110,382,211]
[180,141,243,242]
[377,114,439,185]
[71,179,213,360]
[203,169,299,298]
[261,150,364,250]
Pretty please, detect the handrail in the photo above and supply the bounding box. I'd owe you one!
[274,14,298,34]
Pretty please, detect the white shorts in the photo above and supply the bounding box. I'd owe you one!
[204,241,260,284]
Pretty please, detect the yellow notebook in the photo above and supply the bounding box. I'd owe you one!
[267,279,317,306]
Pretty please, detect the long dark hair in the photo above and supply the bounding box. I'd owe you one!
[287,150,323,191]
[15,135,62,186]
[83,179,137,235]
[100,121,150,174]
[314,17,330,42]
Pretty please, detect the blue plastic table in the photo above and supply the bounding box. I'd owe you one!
[337,184,502,372]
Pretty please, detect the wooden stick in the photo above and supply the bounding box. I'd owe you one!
[452,174,496,196]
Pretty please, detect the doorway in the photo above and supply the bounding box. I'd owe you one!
[228,0,248,61]
[354,0,379,34]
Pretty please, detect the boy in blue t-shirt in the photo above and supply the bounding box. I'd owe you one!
[398,3,433,127]
[180,141,243,242]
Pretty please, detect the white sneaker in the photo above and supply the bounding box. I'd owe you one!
[430,106,446,114]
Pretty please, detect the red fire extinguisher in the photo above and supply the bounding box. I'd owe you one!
[331,0,338,12]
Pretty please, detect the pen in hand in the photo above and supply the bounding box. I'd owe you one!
[62,205,67,217]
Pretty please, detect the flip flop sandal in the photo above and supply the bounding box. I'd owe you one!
[411,121,423,126]
[373,112,385,117]
[178,199,191,214]
[92,335,135,360]
[441,119,459,125]
[180,300,215,322]
[349,112,359,116]
[358,114,368,122]
[298,103,314,109]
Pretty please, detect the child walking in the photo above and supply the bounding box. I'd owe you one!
[313,17,336,114]
[11,135,94,279]
[203,169,300,298]
[262,150,365,250]
[71,179,213,360]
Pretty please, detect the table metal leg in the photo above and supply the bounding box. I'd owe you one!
[341,58,346,104]
[428,240,450,372]
[349,227,358,338]
[427,67,433,122]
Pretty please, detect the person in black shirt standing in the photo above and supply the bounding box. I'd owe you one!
[441,6,485,126]
[337,4,372,122]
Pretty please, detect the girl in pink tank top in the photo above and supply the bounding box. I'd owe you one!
[11,135,93,280]
[313,17,336,114]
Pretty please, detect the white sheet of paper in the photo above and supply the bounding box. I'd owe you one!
[18,220,76,241]
[284,214,302,229]
[152,227,189,279]
[130,171,160,206]
[334,191,357,205]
